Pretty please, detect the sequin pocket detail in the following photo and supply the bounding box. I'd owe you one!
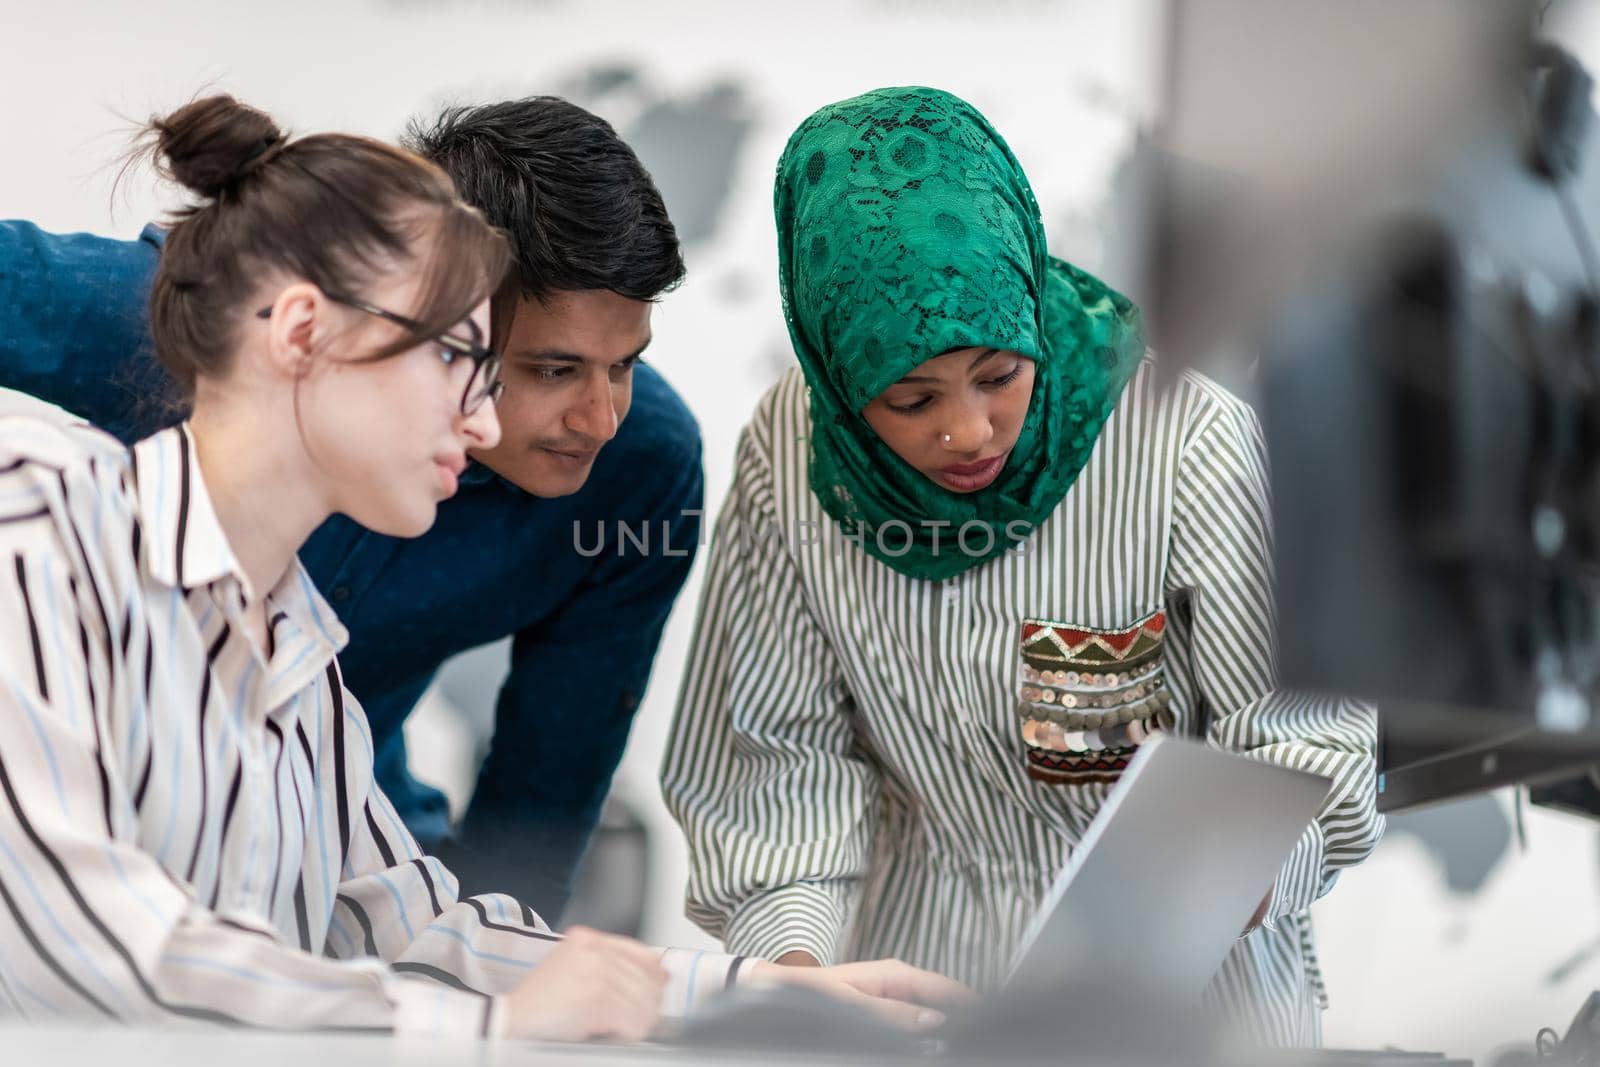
[1016,610,1173,784]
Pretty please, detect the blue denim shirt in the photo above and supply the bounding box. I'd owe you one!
[0,220,704,917]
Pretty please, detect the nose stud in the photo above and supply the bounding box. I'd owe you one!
[943,434,952,443]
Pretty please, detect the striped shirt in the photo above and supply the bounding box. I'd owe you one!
[661,363,1385,1046]
[0,417,739,1036]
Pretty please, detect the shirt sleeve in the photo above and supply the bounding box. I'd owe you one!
[0,221,175,443]
[330,684,746,1024]
[661,420,881,965]
[1163,390,1385,926]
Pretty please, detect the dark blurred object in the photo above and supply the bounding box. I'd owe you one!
[1531,765,1600,819]
[1129,0,1530,367]
[1257,30,1600,809]
[1529,42,1596,183]
[1378,721,1600,812]
[1135,0,1600,807]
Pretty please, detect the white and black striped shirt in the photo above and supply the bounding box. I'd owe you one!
[662,364,1385,1046]
[0,417,739,1037]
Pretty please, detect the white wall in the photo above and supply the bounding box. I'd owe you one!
[4,2,1598,1060]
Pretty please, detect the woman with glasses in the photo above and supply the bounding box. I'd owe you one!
[662,87,1383,1047]
[0,94,963,1041]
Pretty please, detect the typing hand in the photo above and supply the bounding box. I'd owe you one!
[501,925,667,1043]
[751,956,975,1030]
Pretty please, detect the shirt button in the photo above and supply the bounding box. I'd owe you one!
[331,585,351,603]
[943,586,960,604]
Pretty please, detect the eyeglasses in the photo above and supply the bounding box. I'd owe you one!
[254,291,503,416]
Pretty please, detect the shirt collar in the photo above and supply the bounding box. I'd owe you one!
[131,424,245,594]
[131,424,351,659]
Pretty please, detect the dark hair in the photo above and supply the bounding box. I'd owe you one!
[137,94,511,395]
[403,96,684,306]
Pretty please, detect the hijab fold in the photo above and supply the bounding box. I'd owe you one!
[776,86,1144,581]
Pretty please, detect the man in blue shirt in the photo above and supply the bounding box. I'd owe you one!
[0,96,703,920]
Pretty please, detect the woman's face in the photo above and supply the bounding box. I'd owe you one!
[295,274,500,538]
[861,347,1036,493]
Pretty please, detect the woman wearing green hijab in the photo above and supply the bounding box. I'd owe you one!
[662,87,1381,1047]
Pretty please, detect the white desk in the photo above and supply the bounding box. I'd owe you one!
[0,1025,873,1067]
[0,1024,1463,1066]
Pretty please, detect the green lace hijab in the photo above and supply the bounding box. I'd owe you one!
[776,87,1145,581]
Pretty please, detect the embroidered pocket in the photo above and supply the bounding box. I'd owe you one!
[1016,611,1174,784]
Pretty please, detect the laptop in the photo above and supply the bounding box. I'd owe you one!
[1003,732,1331,1000]
[676,733,1332,1057]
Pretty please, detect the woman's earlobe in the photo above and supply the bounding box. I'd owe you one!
[275,292,323,379]
[272,324,317,381]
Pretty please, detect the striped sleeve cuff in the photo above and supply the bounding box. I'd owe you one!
[658,946,749,1017]
[386,975,498,1039]
[1263,820,1327,929]
[721,883,847,965]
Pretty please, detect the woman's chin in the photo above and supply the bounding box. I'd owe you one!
[349,499,437,540]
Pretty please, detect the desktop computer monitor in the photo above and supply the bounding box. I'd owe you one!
[1259,126,1600,810]
[1258,83,1600,812]
[1140,0,1600,811]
